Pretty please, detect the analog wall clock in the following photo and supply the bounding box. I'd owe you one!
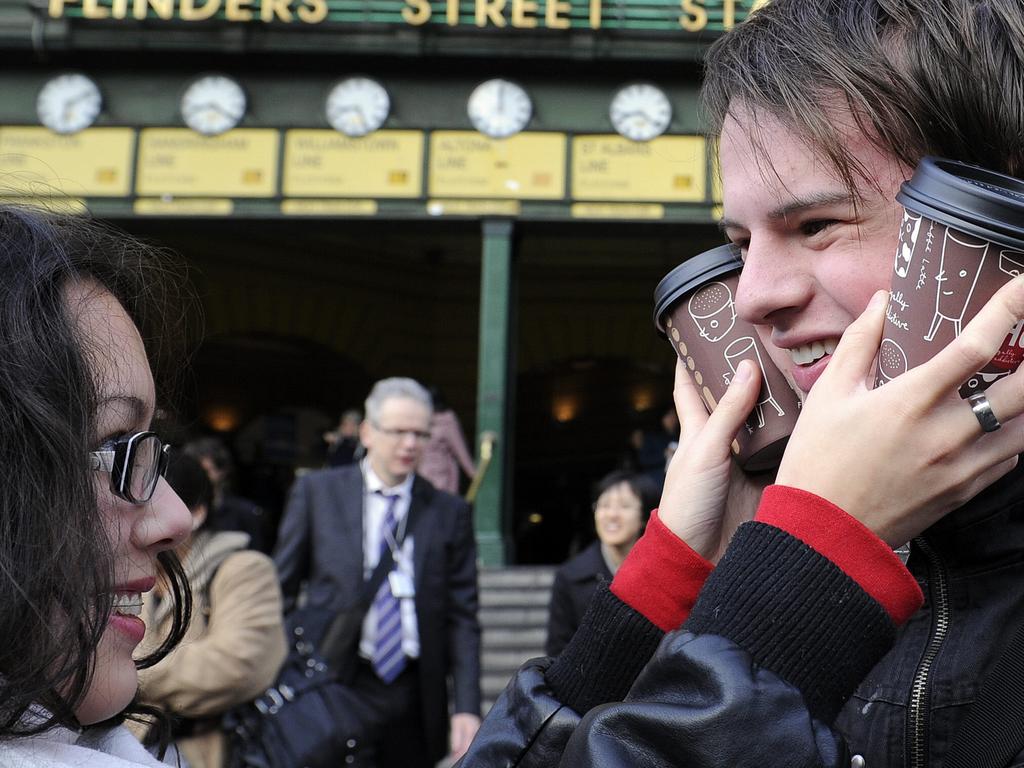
[180,75,246,136]
[467,79,532,139]
[609,83,672,142]
[37,73,102,134]
[325,77,390,137]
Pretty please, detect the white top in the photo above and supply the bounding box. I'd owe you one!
[0,724,171,767]
[358,461,420,661]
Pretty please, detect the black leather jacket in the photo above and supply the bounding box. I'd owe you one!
[462,470,1024,768]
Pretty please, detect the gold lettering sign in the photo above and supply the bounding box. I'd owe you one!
[0,127,134,197]
[49,0,760,30]
[571,134,706,202]
[136,128,279,197]
[429,131,565,199]
[282,130,423,198]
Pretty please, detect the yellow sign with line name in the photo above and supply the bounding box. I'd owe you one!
[136,128,278,197]
[134,198,234,215]
[0,127,134,197]
[283,130,423,198]
[281,199,379,215]
[429,132,565,200]
[572,135,706,202]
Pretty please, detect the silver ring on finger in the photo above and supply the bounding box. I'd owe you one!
[968,392,1002,433]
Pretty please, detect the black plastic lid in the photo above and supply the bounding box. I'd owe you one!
[653,244,743,336]
[897,157,1024,251]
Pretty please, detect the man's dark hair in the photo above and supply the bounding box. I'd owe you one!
[701,0,1024,192]
[0,206,194,737]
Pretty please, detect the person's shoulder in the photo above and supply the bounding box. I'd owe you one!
[555,541,606,582]
[414,474,468,509]
[301,464,360,488]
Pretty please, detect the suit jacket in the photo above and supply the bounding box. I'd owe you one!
[273,464,481,761]
[545,541,612,657]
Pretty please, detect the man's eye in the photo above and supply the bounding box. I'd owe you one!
[801,219,838,236]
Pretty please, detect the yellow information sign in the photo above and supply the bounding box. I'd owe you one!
[426,199,521,216]
[571,135,706,202]
[282,199,379,215]
[134,198,235,216]
[136,129,278,197]
[283,131,423,198]
[429,132,565,200]
[571,202,664,219]
[0,127,134,197]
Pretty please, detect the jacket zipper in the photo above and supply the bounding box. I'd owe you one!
[906,536,951,768]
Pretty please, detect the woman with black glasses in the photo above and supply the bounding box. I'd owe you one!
[0,205,194,766]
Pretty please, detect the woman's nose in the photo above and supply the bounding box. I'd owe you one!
[135,477,192,552]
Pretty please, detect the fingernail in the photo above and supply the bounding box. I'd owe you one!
[733,360,752,382]
[870,290,888,309]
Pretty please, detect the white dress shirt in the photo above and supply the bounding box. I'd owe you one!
[358,460,420,661]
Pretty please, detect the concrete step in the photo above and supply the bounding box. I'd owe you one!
[479,588,552,608]
[483,648,541,671]
[479,567,555,589]
[482,626,547,649]
[479,607,549,627]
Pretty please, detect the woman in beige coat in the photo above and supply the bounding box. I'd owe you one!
[133,453,287,768]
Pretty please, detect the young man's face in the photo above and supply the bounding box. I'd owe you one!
[718,102,912,395]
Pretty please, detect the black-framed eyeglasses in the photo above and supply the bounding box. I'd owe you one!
[372,423,432,442]
[89,431,171,504]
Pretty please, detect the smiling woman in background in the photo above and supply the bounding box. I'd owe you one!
[0,206,195,767]
[545,471,657,657]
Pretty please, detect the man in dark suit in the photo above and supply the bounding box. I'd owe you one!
[274,377,481,767]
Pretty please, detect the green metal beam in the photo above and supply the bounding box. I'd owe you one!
[474,218,514,566]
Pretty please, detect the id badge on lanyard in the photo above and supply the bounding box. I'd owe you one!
[389,569,416,598]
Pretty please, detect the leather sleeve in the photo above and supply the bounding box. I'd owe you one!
[462,522,895,767]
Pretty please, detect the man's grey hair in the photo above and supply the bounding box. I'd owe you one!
[365,377,434,425]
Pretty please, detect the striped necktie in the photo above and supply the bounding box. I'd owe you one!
[372,492,406,683]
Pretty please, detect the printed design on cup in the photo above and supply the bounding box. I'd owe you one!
[999,249,1024,277]
[722,336,786,430]
[877,338,909,383]
[963,369,1011,394]
[924,229,989,341]
[895,209,923,279]
[687,281,737,342]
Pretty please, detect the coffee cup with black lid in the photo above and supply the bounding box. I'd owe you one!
[653,244,801,471]
[875,157,1024,395]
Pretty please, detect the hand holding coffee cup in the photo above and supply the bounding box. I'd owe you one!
[654,246,802,471]
[777,278,1024,547]
[875,158,1024,395]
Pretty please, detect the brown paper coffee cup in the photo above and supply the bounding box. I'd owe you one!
[654,246,801,471]
[875,158,1024,395]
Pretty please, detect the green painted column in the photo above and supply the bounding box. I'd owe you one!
[474,219,515,566]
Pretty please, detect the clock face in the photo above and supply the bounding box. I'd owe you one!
[609,83,673,142]
[180,75,246,136]
[467,79,532,139]
[325,77,390,137]
[37,73,102,135]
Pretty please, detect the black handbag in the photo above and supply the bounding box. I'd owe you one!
[224,549,400,768]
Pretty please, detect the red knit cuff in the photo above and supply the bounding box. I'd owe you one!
[611,510,714,632]
[755,485,923,625]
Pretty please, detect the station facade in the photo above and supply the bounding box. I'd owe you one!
[0,0,760,563]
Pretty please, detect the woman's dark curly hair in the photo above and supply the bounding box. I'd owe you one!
[0,205,194,737]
